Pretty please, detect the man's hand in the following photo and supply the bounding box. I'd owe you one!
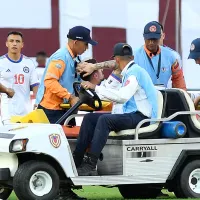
[81,81,96,90]
[77,62,96,77]
[68,95,79,107]
[6,88,15,98]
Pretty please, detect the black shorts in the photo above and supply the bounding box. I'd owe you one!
[37,104,76,126]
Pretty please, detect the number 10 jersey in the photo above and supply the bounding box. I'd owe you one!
[0,54,39,123]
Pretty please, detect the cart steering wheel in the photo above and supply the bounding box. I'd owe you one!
[73,82,102,111]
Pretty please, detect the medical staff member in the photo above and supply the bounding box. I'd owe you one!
[77,22,186,91]
[188,38,200,108]
[73,43,158,176]
[36,26,97,124]
[152,21,182,67]
[133,21,186,89]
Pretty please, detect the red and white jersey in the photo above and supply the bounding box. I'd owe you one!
[0,54,39,123]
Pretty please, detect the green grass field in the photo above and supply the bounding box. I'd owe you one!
[7,187,200,200]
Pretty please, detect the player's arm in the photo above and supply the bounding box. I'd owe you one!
[83,75,138,103]
[77,60,117,77]
[32,85,39,98]
[44,60,72,100]
[0,83,14,97]
[171,60,187,90]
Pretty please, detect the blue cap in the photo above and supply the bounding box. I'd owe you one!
[67,26,97,46]
[188,38,200,59]
[143,22,161,40]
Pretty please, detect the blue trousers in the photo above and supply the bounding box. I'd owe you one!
[75,112,148,157]
[37,104,76,126]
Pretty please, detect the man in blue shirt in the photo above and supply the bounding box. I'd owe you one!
[77,22,186,90]
[35,26,97,126]
[152,21,182,68]
[133,21,186,89]
[74,43,158,176]
[188,38,200,65]
[188,38,200,108]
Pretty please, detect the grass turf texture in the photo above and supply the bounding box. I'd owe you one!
[8,187,200,200]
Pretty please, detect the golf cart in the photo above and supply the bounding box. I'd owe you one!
[1,84,200,200]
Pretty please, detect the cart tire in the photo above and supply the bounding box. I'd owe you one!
[0,188,12,200]
[173,176,185,198]
[175,160,200,198]
[118,184,161,199]
[13,160,59,200]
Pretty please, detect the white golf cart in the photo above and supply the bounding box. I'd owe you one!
[1,85,200,200]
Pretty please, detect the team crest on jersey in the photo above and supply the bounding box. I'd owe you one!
[49,134,61,148]
[149,25,157,32]
[23,66,29,73]
[190,44,195,51]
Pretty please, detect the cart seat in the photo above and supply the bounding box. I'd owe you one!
[177,89,200,129]
[163,88,200,137]
[62,126,80,138]
[109,90,164,139]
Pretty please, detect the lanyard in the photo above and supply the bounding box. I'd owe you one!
[74,56,81,78]
[146,52,161,79]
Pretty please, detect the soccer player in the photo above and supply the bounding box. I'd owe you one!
[0,31,39,124]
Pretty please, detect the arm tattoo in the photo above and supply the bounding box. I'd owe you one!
[95,60,117,70]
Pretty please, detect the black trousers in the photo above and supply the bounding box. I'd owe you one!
[74,112,148,157]
[37,104,76,126]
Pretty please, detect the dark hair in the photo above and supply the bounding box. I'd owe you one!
[7,31,23,39]
[152,21,164,31]
[80,72,94,81]
[36,51,47,57]
[80,58,97,81]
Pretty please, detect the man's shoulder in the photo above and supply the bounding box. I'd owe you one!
[0,54,7,62]
[21,55,36,69]
[0,54,6,59]
[161,46,181,58]
[127,63,144,74]
[160,46,177,63]
[165,46,181,61]
[49,48,69,61]
[164,45,178,53]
